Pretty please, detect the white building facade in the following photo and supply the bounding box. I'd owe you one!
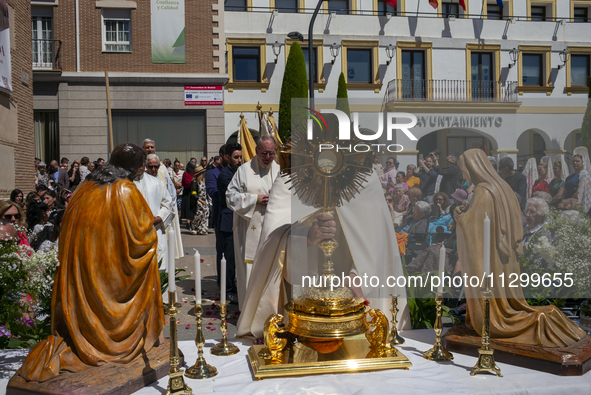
[223,0,591,168]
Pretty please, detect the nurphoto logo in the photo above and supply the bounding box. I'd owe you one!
[304,108,419,153]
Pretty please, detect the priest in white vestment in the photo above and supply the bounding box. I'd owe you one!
[134,154,173,272]
[226,136,280,309]
[236,171,411,339]
[142,138,184,259]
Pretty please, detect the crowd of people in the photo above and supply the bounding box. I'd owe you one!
[374,148,591,288]
[2,147,225,257]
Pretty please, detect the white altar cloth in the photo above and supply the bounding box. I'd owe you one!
[2,329,591,395]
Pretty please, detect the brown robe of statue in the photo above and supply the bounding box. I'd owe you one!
[456,149,586,348]
[19,179,165,382]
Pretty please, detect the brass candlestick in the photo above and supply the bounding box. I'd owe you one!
[388,295,405,347]
[210,301,240,356]
[185,303,218,379]
[471,279,502,377]
[165,291,193,395]
[423,292,453,361]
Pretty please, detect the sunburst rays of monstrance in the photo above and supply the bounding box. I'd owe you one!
[247,117,412,379]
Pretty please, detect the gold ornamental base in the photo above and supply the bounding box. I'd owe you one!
[247,337,411,380]
[284,303,369,339]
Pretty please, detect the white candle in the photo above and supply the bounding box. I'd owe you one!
[220,254,227,304]
[194,249,201,305]
[438,242,445,294]
[483,213,491,278]
[167,228,176,293]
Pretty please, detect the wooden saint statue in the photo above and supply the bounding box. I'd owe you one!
[455,149,586,347]
[19,143,165,382]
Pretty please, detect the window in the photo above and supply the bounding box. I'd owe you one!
[232,47,260,82]
[466,44,501,99]
[530,6,546,21]
[396,41,432,97]
[527,0,556,21]
[347,49,372,83]
[102,9,131,52]
[522,54,543,86]
[471,53,494,99]
[483,0,514,19]
[487,5,503,19]
[517,44,552,93]
[342,40,381,90]
[302,47,319,82]
[442,3,459,18]
[401,50,425,98]
[571,55,590,86]
[377,0,397,16]
[574,7,589,22]
[275,0,298,12]
[32,16,53,68]
[227,38,268,89]
[225,0,248,11]
[327,0,349,15]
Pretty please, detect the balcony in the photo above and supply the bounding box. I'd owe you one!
[385,79,519,103]
[32,39,62,71]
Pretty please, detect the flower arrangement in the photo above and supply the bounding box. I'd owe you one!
[0,237,58,349]
[521,211,591,300]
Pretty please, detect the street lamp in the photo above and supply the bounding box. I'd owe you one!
[287,31,304,41]
[385,44,395,66]
[307,0,326,108]
[330,43,340,65]
[272,41,282,64]
[508,48,520,68]
[558,49,570,70]
[288,1,326,108]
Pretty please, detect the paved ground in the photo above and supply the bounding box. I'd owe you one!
[162,225,243,343]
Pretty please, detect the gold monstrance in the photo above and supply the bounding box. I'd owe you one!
[247,118,412,379]
[284,122,373,349]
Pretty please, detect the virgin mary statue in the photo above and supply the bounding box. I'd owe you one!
[456,149,585,347]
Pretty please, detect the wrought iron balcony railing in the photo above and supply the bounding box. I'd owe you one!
[32,39,62,70]
[385,79,519,103]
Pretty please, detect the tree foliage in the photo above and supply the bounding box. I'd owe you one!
[336,72,351,118]
[582,77,591,152]
[278,42,308,141]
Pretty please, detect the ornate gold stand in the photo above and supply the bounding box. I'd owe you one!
[388,295,404,347]
[210,301,240,356]
[423,293,453,361]
[165,291,193,395]
[471,281,502,377]
[185,303,218,379]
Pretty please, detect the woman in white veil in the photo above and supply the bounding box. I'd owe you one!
[523,157,538,200]
[540,156,554,180]
[564,147,591,213]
